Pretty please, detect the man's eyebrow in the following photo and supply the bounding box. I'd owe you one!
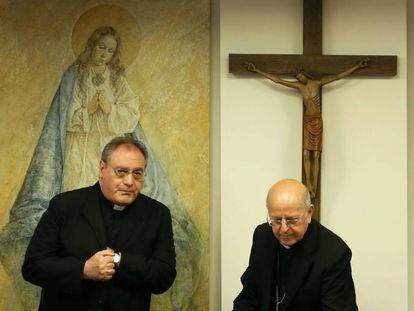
[115,167,129,171]
[115,166,144,170]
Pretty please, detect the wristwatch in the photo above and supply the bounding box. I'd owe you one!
[113,252,121,267]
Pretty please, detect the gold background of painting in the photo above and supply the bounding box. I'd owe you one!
[0,0,209,310]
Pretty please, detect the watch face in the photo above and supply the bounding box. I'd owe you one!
[114,253,120,264]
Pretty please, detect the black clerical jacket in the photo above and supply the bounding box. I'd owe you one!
[233,219,358,311]
[22,183,176,311]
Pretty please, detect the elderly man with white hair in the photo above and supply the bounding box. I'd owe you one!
[233,179,358,311]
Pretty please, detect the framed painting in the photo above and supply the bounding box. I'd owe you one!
[0,1,210,310]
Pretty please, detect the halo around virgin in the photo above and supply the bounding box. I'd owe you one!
[72,4,141,66]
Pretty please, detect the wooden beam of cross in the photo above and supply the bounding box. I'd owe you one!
[229,0,397,221]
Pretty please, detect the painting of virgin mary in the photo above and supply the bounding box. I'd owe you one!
[0,6,204,310]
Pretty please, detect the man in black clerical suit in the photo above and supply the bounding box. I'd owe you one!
[22,137,176,311]
[233,179,358,311]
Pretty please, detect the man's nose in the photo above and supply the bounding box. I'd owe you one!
[280,221,290,232]
[123,173,134,186]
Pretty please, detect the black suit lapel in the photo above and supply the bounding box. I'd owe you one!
[263,227,278,311]
[279,220,318,311]
[81,185,107,249]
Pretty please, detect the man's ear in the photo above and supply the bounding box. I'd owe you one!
[307,204,314,222]
[99,160,105,179]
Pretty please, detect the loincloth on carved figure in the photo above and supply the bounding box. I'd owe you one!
[303,115,323,151]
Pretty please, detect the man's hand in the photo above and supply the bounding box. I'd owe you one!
[83,249,115,281]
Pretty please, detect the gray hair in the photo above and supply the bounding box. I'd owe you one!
[101,136,148,163]
[304,187,312,211]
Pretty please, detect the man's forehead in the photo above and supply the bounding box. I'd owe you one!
[268,204,304,217]
[107,148,146,168]
[267,190,304,207]
[267,191,306,215]
[110,144,144,158]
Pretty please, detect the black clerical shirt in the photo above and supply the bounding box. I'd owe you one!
[98,189,130,311]
[271,243,293,311]
[98,189,130,251]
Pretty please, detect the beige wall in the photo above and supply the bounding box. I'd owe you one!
[408,0,413,310]
[219,0,408,310]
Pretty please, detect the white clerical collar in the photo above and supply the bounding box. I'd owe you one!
[113,205,126,211]
[280,243,291,249]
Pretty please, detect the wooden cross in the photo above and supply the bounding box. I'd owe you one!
[229,0,397,221]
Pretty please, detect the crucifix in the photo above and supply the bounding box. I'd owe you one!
[229,0,397,221]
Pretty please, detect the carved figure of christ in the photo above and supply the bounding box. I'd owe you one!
[245,59,369,199]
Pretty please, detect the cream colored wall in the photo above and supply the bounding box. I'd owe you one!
[220,1,407,310]
[408,0,413,310]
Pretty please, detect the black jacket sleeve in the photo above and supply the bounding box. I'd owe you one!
[321,247,358,311]
[22,197,85,294]
[115,207,176,294]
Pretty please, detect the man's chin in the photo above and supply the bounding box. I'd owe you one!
[113,194,136,206]
[278,236,296,246]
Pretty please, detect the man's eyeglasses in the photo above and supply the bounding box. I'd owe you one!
[105,163,145,181]
[267,211,307,228]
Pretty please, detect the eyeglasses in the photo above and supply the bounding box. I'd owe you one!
[105,163,146,181]
[267,211,307,228]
